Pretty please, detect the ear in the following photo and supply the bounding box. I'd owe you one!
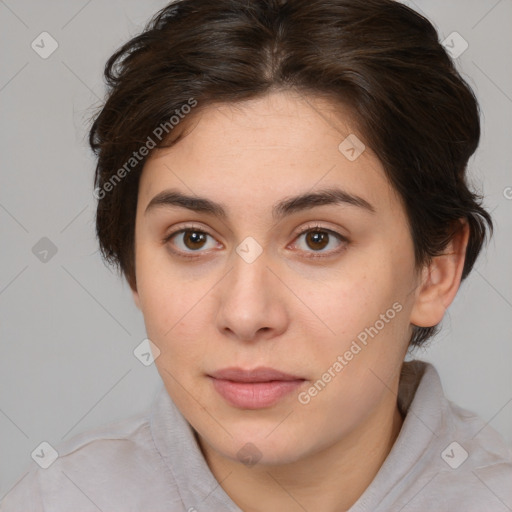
[410,220,469,328]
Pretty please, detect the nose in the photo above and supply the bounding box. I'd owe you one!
[214,247,289,343]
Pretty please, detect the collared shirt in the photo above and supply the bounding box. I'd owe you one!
[1,360,511,511]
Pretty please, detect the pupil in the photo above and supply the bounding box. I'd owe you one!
[307,231,328,250]
[186,231,205,249]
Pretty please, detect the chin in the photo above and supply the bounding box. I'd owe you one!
[207,427,310,468]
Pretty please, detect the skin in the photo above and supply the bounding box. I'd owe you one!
[131,89,469,512]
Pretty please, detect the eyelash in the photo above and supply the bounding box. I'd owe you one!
[162,223,349,260]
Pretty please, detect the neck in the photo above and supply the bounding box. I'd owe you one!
[198,393,404,512]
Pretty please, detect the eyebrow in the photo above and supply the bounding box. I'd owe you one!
[144,186,376,220]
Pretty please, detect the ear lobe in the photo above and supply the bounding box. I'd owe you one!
[410,220,469,328]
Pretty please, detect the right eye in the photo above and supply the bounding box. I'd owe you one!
[164,226,222,258]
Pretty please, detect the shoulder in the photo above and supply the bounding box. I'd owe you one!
[403,361,512,510]
[368,360,512,511]
[435,398,512,508]
[413,419,512,511]
[0,410,182,512]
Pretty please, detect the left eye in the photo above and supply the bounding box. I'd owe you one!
[291,227,346,255]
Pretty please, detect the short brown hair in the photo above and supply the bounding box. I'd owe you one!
[89,0,493,346]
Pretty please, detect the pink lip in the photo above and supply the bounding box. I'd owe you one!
[208,367,305,409]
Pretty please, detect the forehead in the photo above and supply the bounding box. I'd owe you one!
[138,90,399,217]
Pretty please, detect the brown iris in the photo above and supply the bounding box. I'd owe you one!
[183,231,207,250]
[305,230,329,251]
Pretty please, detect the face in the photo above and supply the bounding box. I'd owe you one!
[132,90,420,466]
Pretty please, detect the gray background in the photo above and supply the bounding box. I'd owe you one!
[1,0,511,499]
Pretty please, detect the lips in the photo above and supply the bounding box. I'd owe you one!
[209,366,304,382]
[208,367,306,409]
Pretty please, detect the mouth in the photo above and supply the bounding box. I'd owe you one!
[207,367,306,409]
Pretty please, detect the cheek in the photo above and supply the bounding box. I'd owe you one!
[305,266,385,336]
[295,276,409,438]
[304,254,412,370]
[135,259,217,372]
[140,280,207,348]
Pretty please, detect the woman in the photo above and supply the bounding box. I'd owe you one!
[2,0,511,510]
